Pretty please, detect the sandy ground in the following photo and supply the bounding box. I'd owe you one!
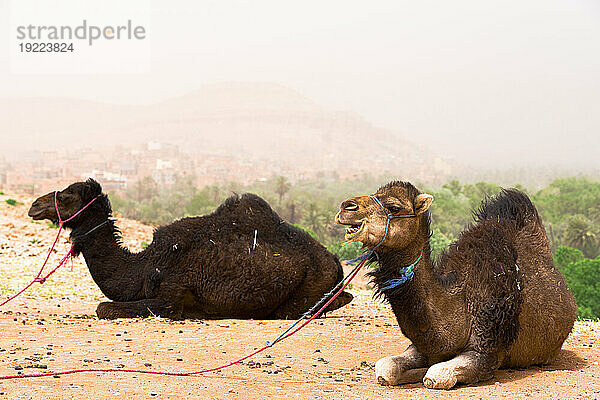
[1,296,599,400]
[1,193,599,400]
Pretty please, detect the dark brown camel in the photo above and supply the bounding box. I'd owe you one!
[336,181,576,389]
[28,179,353,320]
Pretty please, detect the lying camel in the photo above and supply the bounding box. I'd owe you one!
[336,180,576,389]
[29,179,353,319]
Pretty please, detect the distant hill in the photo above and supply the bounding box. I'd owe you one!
[0,82,448,178]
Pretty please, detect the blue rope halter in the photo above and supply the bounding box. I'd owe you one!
[265,195,422,347]
[347,195,416,262]
[347,195,423,291]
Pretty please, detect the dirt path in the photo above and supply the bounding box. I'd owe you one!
[0,293,598,400]
[1,193,599,399]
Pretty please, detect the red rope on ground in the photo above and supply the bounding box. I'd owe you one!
[0,257,366,380]
[1,190,365,380]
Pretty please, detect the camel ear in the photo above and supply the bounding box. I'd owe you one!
[82,178,102,201]
[414,194,433,215]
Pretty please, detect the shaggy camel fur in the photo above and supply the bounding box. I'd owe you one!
[29,179,353,320]
[336,181,576,389]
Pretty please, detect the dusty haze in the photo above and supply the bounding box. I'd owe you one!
[0,0,599,171]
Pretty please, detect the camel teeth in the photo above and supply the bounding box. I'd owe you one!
[345,224,362,236]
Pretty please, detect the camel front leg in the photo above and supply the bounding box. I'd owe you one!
[375,344,429,385]
[96,298,183,320]
[423,350,498,389]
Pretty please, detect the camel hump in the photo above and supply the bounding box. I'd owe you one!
[213,193,282,226]
[473,189,540,230]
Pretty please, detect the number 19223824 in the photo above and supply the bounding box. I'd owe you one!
[19,43,74,52]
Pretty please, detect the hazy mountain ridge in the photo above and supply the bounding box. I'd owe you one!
[0,82,439,177]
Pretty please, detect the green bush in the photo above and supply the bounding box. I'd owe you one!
[562,256,600,320]
[291,223,318,240]
[554,246,584,270]
[46,221,59,229]
[291,222,365,262]
[430,229,454,261]
[185,187,218,216]
[555,246,600,320]
[327,241,364,262]
[5,198,20,206]
[534,178,600,225]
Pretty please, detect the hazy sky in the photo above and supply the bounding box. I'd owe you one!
[1,0,599,168]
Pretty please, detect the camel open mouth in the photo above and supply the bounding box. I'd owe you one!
[343,220,366,240]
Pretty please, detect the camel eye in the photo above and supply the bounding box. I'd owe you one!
[343,202,359,211]
[58,193,74,203]
[387,205,401,214]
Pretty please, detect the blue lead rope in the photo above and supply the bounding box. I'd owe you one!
[265,260,364,347]
[368,195,422,291]
[266,194,421,347]
[345,251,372,264]
[378,250,423,292]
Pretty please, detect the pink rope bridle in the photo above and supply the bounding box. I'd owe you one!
[0,191,100,307]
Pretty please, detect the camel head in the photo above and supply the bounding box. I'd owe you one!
[335,181,433,250]
[28,179,107,225]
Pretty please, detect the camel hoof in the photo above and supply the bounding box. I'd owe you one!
[423,365,458,390]
[375,356,398,386]
[96,302,121,320]
[377,376,390,386]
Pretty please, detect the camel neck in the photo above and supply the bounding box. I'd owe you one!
[372,238,432,290]
[374,221,430,267]
[70,215,144,302]
[371,237,454,349]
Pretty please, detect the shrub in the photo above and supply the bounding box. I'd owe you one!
[430,229,454,261]
[291,223,318,240]
[561,256,600,320]
[554,246,584,270]
[555,246,600,320]
[327,241,364,262]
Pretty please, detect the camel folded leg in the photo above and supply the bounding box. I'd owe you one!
[423,351,497,389]
[96,299,183,320]
[375,344,429,385]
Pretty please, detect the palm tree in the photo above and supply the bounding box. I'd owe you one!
[302,202,326,238]
[287,200,297,224]
[131,176,158,202]
[442,180,462,196]
[209,185,221,203]
[564,215,599,258]
[274,176,291,206]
